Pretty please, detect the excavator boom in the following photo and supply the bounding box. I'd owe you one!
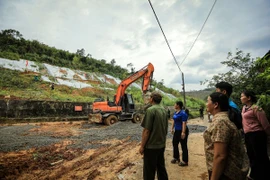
[114,63,154,105]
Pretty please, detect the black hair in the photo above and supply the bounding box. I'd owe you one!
[185,108,190,116]
[215,81,233,97]
[209,92,229,111]
[242,90,257,103]
[150,92,162,104]
[176,101,184,109]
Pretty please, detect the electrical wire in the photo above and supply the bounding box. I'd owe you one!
[147,0,217,107]
[147,0,182,73]
[180,0,218,66]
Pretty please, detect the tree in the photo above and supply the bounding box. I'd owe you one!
[127,63,135,73]
[72,56,80,66]
[86,53,92,58]
[0,29,23,39]
[203,49,270,112]
[76,48,85,57]
[100,59,106,64]
[254,50,270,119]
[110,59,116,66]
[0,29,23,52]
[254,50,270,93]
[158,79,164,87]
[203,49,256,86]
[202,49,258,105]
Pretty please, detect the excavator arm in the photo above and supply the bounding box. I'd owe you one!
[114,63,154,105]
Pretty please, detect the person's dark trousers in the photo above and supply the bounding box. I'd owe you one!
[173,128,189,163]
[245,131,270,180]
[180,127,189,163]
[143,147,168,180]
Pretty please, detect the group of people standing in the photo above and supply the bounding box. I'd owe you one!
[139,81,270,180]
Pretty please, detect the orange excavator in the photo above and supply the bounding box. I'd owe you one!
[89,63,154,125]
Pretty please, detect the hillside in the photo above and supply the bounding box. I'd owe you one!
[0,58,178,103]
[186,88,215,101]
[0,57,208,118]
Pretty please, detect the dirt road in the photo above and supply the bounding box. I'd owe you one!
[0,117,209,180]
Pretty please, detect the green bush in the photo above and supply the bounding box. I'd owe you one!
[10,76,31,89]
[257,94,270,120]
[0,68,20,87]
[0,68,33,89]
[0,51,20,60]
[23,53,40,61]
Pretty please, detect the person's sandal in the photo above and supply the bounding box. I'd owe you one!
[178,161,188,166]
[171,159,180,164]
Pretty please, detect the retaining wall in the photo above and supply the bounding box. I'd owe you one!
[0,99,91,120]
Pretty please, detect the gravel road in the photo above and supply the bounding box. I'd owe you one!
[0,120,207,152]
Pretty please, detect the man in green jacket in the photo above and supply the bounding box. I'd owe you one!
[139,91,168,180]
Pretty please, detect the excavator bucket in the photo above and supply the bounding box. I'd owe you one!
[140,92,152,112]
[143,92,151,104]
[88,113,102,124]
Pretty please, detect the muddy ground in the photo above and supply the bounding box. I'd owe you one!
[0,116,210,180]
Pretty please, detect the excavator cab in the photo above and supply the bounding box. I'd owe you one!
[119,93,135,113]
[120,93,142,123]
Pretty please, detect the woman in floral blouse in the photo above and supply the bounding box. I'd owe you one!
[204,92,249,180]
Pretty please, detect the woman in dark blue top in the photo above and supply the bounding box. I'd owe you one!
[170,101,189,166]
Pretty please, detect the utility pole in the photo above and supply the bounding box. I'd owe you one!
[181,72,186,108]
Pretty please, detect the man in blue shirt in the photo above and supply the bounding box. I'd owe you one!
[215,81,243,130]
[215,81,239,110]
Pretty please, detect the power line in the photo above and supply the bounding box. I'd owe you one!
[180,0,218,66]
[147,0,217,107]
[147,0,182,73]
[147,0,187,107]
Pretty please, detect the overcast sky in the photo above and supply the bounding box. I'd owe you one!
[0,0,269,91]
